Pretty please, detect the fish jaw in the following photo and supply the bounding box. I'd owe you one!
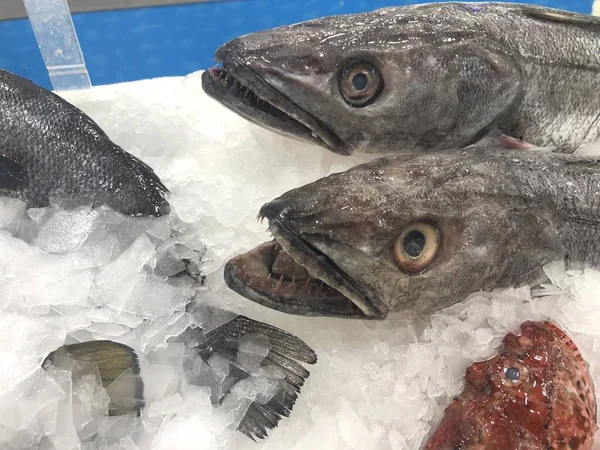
[201,39,349,155]
[224,239,378,319]
[224,182,390,319]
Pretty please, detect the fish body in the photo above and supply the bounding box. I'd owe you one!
[423,321,597,450]
[203,2,600,155]
[0,69,169,217]
[225,148,600,319]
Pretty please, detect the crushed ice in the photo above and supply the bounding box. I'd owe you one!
[0,72,599,449]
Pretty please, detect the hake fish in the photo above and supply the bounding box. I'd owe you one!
[424,321,597,450]
[225,148,600,319]
[202,2,600,155]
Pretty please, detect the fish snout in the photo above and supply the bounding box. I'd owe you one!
[258,194,324,234]
[216,29,307,67]
[259,198,289,223]
[215,37,246,63]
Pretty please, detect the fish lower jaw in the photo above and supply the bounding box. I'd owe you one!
[223,238,377,319]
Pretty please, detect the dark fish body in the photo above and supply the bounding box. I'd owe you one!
[0,69,169,217]
[203,2,600,155]
[424,321,597,450]
[225,148,600,319]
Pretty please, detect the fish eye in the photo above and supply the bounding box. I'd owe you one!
[504,367,520,381]
[340,61,383,107]
[393,222,440,274]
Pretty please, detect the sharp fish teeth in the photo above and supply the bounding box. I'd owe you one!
[274,275,284,292]
[303,279,310,292]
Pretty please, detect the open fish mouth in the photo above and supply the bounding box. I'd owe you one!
[224,217,388,320]
[201,56,349,155]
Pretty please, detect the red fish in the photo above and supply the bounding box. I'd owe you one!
[424,321,597,450]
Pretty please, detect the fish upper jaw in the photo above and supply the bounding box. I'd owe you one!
[256,201,388,319]
[201,40,351,155]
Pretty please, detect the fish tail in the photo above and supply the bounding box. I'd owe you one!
[43,340,145,416]
[120,148,171,216]
[195,314,317,440]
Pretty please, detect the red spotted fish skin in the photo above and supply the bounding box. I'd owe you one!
[423,321,597,450]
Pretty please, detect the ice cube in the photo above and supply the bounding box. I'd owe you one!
[154,241,187,277]
[139,312,198,353]
[338,399,375,450]
[139,363,178,404]
[122,276,194,318]
[475,328,494,346]
[488,296,520,333]
[0,197,26,232]
[88,322,129,338]
[291,414,340,450]
[34,208,99,254]
[147,393,183,418]
[236,334,270,374]
[543,260,568,288]
[152,416,216,450]
[178,385,212,418]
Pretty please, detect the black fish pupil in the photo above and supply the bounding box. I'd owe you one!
[352,72,369,91]
[403,230,426,258]
[505,367,520,381]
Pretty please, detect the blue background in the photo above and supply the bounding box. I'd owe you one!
[0,0,594,89]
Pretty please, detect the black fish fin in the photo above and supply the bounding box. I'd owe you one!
[125,151,169,194]
[0,154,27,190]
[522,7,600,29]
[43,340,145,416]
[196,315,317,440]
[120,150,171,216]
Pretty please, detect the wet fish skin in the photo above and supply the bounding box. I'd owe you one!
[423,321,597,450]
[204,2,600,155]
[0,69,170,217]
[225,148,600,319]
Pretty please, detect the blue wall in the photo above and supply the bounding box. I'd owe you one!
[0,0,594,89]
